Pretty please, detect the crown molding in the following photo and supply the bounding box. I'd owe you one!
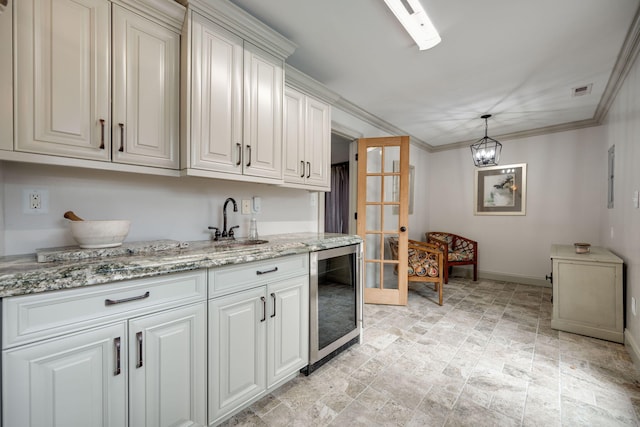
[430,118,600,152]
[116,0,185,30]
[333,96,432,150]
[178,0,297,59]
[594,4,640,123]
[285,65,340,105]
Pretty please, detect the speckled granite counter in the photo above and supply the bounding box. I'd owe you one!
[0,233,362,298]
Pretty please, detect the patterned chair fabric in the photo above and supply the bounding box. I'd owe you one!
[387,237,444,305]
[426,232,478,284]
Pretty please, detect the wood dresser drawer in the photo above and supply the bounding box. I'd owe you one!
[208,254,308,298]
[2,270,207,349]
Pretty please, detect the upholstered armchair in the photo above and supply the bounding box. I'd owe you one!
[388,237,444,305]
[426,232,478,283]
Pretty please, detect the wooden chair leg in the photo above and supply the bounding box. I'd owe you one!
[473,264,478,281]
[437,281,443,306]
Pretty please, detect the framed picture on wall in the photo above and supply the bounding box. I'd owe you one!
[474,163,527,215]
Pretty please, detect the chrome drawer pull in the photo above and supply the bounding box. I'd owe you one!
[270,293,276,318]
[114,337,121,376]
[136,331,143,368]
[105,291,150,306]
[256,267,278,275]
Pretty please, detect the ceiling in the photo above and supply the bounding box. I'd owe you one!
[228,0,640,150]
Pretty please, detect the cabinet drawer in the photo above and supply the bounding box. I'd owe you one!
[3,271,207,349]
[209,254,308,298]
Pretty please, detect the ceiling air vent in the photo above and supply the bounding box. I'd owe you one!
[572,84,593,97]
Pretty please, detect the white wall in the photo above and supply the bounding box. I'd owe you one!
[428,126,606,284]
[600,50,640,355]
[3,163,317,255]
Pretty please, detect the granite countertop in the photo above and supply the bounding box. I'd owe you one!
[0,233,362,298]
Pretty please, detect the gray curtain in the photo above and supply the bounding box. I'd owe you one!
[325,163,349,234]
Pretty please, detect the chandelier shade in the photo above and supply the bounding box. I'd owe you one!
[470,114,502,167]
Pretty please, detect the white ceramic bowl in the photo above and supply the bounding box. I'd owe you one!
[70,220,131,249]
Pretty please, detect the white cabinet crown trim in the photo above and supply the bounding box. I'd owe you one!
[115,0,186,31]
[178,0,296,60]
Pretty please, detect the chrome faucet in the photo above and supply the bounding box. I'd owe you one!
[208,197,239,241]
[222,197,238,237]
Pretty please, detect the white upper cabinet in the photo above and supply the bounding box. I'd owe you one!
[283,86,331,190]
[180,0,295,184]
[112,5,180,169]
[243,43,283,180]
[14,0,111,161]
[13,0,183,171]
[188,14,244,174]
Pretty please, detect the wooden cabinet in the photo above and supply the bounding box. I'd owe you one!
[13,0,182,170]
[208,255,309,425]
[183,11,283,183]
[2,271,207,427]
[283,86,331,190]
[550,244,624,343]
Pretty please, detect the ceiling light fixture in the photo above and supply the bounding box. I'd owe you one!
[383,0,441,50]
[470,114,502,167]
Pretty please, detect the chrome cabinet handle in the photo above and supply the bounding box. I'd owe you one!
[118,123,124,152]
[260,296,266,322]
[306,162,311,178]
[236,143,242,166]
[114,337,121,376]
[270,293,276,318]
[99,119,105,149]
[256,267,278,275]
[300,161,305,178]
[246,145,252,167]
[136,331,143,368]
[105,291,150,306]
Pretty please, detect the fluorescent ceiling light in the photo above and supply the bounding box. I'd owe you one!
[383,0,441,50]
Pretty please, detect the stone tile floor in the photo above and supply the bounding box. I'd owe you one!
[222,278,640,426]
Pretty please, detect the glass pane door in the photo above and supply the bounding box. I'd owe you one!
[357,136,410,306]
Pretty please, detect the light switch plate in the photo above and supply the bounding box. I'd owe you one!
[241,200,251,215]
[633,190,639,208]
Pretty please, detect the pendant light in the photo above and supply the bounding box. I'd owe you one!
[470,114,502,167]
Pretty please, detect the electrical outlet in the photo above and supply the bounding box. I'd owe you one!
[30,192,41,210]
[23,188,49,214]
[241,199,251,215]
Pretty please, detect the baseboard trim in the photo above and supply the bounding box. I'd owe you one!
[451,267,550,287]
[625,329,640,369]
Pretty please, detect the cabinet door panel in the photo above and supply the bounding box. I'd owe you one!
[305,97,331,187]
[209,287,266,424]
[190,14,243,173]
[112,6,180,169]
[268,276,309,387]
[14,0,110,160]
[129,303,207,427]
[243,43,283,179]
[3,323,126,427]
[283,88,305,184]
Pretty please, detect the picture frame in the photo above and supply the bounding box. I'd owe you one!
[474,163,527,215]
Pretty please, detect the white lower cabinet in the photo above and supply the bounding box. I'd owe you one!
[4,322,128,427]
[2,271,208,427]
[208,256,309,425]
[129,303,207,427]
